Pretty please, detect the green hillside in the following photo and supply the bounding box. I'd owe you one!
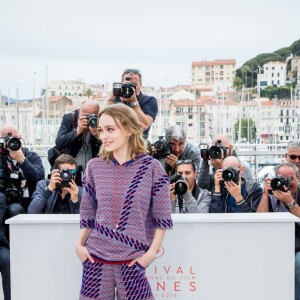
[233,39,300,90]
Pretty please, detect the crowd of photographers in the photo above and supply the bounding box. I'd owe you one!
[0,68,299,299]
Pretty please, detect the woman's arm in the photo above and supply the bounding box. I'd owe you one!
[75,228,94,263]
[128,228,166,267]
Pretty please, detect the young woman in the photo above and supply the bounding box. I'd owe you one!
[76,104,173,300]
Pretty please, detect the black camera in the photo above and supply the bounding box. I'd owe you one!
[56,168,73,188]
[113,81,136,102]
[4,172,24,204]
[4,133,21,151]
[87,114,98,129]
[208,140,227,159]
[170,173,188,195]
[222,167,240,184]
[269,175,291,194]
[200,143,209,160]
[153,136,171,159]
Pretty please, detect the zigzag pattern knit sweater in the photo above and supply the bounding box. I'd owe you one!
[80,154,173,261]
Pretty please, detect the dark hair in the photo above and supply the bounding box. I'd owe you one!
[54,154,77,169]
[122,68,142,83]
[175,160,196,172]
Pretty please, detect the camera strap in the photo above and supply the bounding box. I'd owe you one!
[5,156,19,172]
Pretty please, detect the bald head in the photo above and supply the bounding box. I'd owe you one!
[0,124,20,138]
[80,100,100,117]
[222,156,241,170]
[212,134,232,148]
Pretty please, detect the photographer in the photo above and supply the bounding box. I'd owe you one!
[0,124,45,217]
[170,160,211,213]
[198,134,253,192]
[107,68,158,139]
[28,154,82,214]
[209,156,262,213]
[55,100,101,175]
[256,162,300,300]
[156,125,200,178]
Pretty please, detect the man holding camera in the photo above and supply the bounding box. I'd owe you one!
[170,160,211,213]
[0,124,45,214]
[257,162,300,300]
[198,134,253,192]
[107,68,158,139]
[209,156,262,213]
[157,125,200,178]
[55,100,101,175]
[28,154,82,214]
[257,140,300,181]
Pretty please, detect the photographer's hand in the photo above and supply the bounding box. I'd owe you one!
[263,178,272,195]
[165,154,178,170]
[8,148,25,162]
[64,180,79,203]
[76,115,89,136]
[170,183,176,201]
[272,188,294,206]
[224,181,243,202]
[214,169,223,192]
[48,169,61,191]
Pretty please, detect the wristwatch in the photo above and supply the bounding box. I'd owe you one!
[287,201,296,210]
[130,101,139,107]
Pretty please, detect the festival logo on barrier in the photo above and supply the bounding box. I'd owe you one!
[147,245,198,299]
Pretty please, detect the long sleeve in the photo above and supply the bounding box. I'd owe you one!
[80,161,97,228]
[184,189,211,213]
[209,191,225,213]
[197,160,213,191]
[55,113,79,151]
[151,160,173,229]
[28,180,52,213]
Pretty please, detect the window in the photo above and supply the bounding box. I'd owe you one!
[272,73,274,77]
[220,65,224,69]
[189,115,193,119]
[277,73,280,77]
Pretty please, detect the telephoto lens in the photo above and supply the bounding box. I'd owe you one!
[222,167,240,184]
[170,173,188,195]
[87,114,98,128]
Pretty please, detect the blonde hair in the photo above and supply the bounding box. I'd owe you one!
[98,104,147,160]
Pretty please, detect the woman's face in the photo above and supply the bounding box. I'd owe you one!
[98,114,130,154]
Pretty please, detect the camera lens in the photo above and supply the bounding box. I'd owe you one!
[222,169,235,181]
[154,141,164,151]
[7,138,21,151]
[61,171,71,181]
[174,180,188,195]
[88,115,98,128]
[208,146,222,159]
[121,83,135,98]
[271,178,284,190]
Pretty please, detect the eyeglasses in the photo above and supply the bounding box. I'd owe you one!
[287,154,300,160]
[176,159,193,165]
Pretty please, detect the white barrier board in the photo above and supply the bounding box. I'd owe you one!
[6,213,297,300]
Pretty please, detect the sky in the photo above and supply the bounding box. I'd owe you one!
[0,0,299,99]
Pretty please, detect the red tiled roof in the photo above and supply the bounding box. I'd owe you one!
[192,59,236,67]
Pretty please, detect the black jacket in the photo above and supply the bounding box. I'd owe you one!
[55,109,101,158]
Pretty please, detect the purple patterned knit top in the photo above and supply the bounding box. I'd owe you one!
[80,154,173,261]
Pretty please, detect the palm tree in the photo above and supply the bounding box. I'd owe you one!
[83,89,94,99]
